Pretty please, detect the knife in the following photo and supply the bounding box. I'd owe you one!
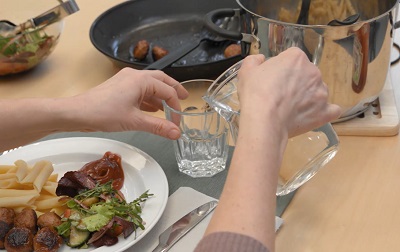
[152,200,218,252]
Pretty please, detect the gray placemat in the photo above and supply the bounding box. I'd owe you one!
[38,131,295,216]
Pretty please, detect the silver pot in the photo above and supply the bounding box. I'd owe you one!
[206,0,400,120]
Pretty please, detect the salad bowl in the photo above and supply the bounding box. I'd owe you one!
[0,20,64,76]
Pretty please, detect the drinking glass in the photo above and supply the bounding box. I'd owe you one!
[162,79,229,178]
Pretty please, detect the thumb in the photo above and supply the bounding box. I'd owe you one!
[325,104,342,122]
[135,113,181,140]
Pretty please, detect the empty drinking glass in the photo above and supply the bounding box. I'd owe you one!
[163,79,229,178]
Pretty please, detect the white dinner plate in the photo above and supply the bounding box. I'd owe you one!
[0,137,169,252]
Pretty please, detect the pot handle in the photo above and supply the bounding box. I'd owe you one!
[204,8,243,41]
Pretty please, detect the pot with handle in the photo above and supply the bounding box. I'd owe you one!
[205,0,400,120]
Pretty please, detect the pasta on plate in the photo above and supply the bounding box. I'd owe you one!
[0,160,65,215]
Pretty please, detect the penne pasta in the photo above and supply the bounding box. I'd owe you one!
[35,196,64,210]
[48,173,58,182]
[0,159,66,215]
[42,181,59,196]
[0,164,17,174]
[0,178,19,189]
[33,160,54,191]
[0,173,16,180]
[0,189,38,198]
[15,159,29,182]
[50,207,66,216]
[21,160,51,185]
[0,194,39,208]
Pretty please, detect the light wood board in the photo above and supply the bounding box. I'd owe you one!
[332,76,399,136]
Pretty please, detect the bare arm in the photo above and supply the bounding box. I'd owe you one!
[202,48,341,251]
[0,68,188,152]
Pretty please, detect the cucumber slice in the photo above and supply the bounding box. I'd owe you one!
[68,226,90,248]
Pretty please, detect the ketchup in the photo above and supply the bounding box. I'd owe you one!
[79,151,124,190]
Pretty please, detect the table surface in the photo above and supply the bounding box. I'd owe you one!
[2,1,400,251]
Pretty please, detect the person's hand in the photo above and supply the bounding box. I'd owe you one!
[69,68,189,139]
[237,47,341,137]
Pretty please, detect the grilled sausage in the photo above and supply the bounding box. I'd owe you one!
[4,227,33,252]
[152,46,169,61]
[14,208,37,234]
[133,40,150,60]
[0,207,15,249]
[37,212,62,229]
[33,226,63,252]
[224,44,242,58]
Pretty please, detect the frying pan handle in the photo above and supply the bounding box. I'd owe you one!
[204,8,243,40]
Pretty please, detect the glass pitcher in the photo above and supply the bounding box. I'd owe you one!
[203,60,340,196]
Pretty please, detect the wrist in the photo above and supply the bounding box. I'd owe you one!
[239,105,289,142]
[50,96,96,132]
[237,108,288,160]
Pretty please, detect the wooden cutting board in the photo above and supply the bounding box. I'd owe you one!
[332,76,399,136]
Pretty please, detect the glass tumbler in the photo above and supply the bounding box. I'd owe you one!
[203,61,340,196]
[163,79,229,178]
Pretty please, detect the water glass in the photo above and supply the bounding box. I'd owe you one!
[162,79,229,178]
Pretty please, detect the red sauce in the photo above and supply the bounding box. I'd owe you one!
[79,151,124,190]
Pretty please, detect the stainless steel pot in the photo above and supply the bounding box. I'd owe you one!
[205,0,400,120]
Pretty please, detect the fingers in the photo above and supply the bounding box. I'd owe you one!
[319,82,342,122]
[139,101,160,112]
[146,70,189,99]
[134,112,181,140]
[171,82,189,100]
[240,54,266,73]
[138,70,190,113]
[141,77,183,113]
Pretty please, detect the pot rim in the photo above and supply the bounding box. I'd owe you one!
[235,0,399,28]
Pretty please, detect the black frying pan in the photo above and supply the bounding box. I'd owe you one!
[89,0,243,81]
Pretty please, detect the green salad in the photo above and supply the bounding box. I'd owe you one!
[55,181,153,248]
[0,29,54,75]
